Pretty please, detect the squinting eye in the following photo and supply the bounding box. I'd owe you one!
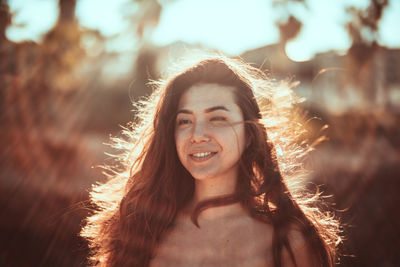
[210,116,227,122]
[177,119,192,125]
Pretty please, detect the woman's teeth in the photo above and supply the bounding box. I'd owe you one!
[190,152,216,161]
[193,152,211,158]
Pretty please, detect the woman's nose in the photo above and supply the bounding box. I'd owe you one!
[190,121,210,143]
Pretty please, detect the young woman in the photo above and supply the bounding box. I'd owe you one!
[81,55,341,266]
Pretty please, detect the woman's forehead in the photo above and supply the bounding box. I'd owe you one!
[178,83,238,110]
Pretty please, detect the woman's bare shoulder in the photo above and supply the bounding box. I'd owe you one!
[282,226,317,267]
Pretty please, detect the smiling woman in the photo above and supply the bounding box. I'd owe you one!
[174,84,246,183]
[81,55,342,266]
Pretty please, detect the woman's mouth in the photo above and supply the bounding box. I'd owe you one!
[189,152,217,162]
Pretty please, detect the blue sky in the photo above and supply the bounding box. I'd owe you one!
[6,0,400,61]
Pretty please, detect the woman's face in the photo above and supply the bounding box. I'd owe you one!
[174,83,246,181]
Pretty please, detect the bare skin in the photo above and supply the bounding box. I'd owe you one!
[150,203,315,267]
[150,84,316,266]
[150,203,274,267]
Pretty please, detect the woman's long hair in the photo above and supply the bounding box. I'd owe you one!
[81,55,341,266]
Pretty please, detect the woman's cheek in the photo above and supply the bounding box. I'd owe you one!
[175,130,188,156]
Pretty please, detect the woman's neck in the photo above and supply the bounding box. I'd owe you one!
[192,169,237,201]
[187,172,246,222]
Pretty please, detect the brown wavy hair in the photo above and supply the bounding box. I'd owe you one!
[81,55,341,266]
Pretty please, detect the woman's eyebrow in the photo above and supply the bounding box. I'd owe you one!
[177,109,192,115]
[177,105,230,115]
[205,105,230,113]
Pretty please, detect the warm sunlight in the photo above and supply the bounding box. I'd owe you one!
[6,0,400,61]
[2,1,400,266]
[151,0,279,55]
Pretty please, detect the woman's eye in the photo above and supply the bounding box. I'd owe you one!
[177,119,192,125]
[210,116,227,122]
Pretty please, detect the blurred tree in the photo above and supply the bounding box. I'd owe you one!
[241,0,305,77]
[272,0,391,108]
[42,0,84,92]
[0,0,10,41]
[346,0,390,107]
[0,0,94,265]
[128,0,163,97]
[0,0,14,90]
[133,0,162,38]
[272,0,305,47]
[277,15,302,46]
[347,0,388,47]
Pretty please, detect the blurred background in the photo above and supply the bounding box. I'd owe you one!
[0,0,399,266]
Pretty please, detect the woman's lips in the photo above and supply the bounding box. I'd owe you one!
[189,152,217,162]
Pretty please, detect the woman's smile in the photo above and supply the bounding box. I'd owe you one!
[189,151,218,162]
[174,83,246,181]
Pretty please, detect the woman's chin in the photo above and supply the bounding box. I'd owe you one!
[190,173,216,181]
